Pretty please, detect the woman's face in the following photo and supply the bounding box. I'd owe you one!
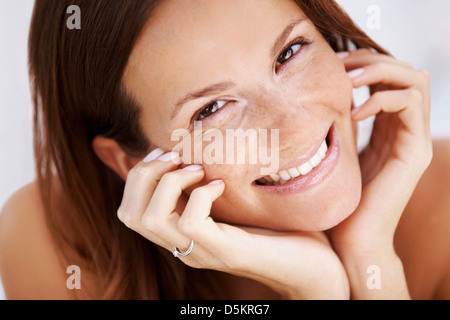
[123,0,362,231]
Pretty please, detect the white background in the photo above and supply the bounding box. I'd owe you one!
[0,0,449,300]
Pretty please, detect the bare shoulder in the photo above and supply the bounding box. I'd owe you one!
[0,180,72,299]
[395,139,450,299]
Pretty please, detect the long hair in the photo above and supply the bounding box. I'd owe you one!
[29,0,388,299]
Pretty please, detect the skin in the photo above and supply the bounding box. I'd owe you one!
[1,0,449,299]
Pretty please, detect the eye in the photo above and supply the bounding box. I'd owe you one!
[277,43,301,66]
[276,41,304,69]
[196,100,227,121]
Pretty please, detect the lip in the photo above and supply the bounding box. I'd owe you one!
[253,124,340,194]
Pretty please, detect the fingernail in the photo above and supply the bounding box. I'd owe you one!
[157,151,180,163]
[183,165,203,172]
[143,148,165,163]
[208,180,223,185]
[347,68,364,79]
[336,51,349,59]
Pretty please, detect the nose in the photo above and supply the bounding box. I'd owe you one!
[244,83,318,153]
[246,83,313,129]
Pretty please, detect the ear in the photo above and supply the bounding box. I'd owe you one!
[92,136,140,180]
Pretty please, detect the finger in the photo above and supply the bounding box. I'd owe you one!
[178,180,225,243]
[118,150,181,228]
[144,165,205,220]
[351,89,426,132]
[348,62,429,92]
[337,49,414,70]
[149,180,225,266]
[139,165,206,249]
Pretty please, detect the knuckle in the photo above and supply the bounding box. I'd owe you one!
[190,186,210,200]
[405,62,415,69]
[117,205,127,223]
[141,214,159,231]
[418,69,431,85]
[373,61,388,71]
[416,144,433,173]
[399,60,414,69]
[117,206,136,228]
[371,91,384,102]
[407,88,423,102]
[355,48,371,55]
[424,150,433,168]
[159,171,179,186]
[368,62,388,80]
[128,164,152,179]
[423,140,434,167]
[122,216,136,229]
[426,147,434,167]
[419,69,430,79]
[178,217,196,234]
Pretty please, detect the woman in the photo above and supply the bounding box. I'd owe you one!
[0,0,448,299]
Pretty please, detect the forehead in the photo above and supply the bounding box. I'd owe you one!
[125,0,305,86]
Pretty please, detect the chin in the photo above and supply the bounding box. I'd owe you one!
[307,187,362,231]
[265,183,362,232]
[286,161,362,232]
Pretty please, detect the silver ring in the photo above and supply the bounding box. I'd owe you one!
[173,240,194,258]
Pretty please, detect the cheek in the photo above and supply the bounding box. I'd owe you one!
[284,51,353,115]
[322,63,354,114]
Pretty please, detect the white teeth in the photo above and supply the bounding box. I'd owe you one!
[321,140,328,152]
[278,170,291,181]
[257,138,329,186]
[298,161,313,175]
[309,154,321,168]
[318,148,326,160]
[287,167,301,178]
[269,174,280,182]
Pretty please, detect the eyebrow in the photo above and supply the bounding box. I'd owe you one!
[172,81,235,120]
[271,18,306,58]
[171,18,306,120]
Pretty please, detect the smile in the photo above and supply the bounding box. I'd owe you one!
[253,124,340,193]
[257,139,328,185]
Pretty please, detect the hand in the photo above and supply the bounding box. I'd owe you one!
[117,150,349,299]
[329,49,432,298]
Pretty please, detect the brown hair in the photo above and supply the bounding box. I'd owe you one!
[29,0,387,299]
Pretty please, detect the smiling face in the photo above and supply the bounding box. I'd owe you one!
[123,0,362,231]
